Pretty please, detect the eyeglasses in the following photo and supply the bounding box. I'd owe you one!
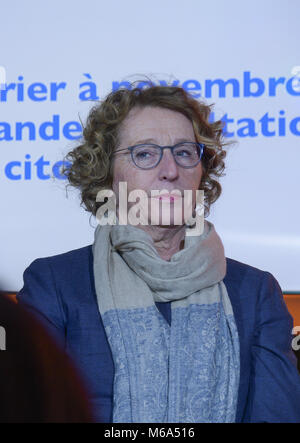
[113,142,204,170]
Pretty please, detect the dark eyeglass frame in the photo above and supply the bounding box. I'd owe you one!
[113,142,205,170]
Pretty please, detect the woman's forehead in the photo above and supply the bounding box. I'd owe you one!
[119,106,195,145]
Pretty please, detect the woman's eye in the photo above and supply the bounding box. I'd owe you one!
[176,150,191,157]
[136,151,153,159]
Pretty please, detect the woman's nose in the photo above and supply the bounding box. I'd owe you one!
[157,149,179,181]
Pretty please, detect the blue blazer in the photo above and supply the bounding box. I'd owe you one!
[17,245,300,423]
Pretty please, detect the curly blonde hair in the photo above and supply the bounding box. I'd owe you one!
[63,84,229,217]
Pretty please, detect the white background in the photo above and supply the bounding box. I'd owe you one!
[0,0,299,291]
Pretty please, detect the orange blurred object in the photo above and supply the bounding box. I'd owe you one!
[284,294,300,333]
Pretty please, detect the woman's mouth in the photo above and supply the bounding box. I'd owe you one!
[152,193,182,202]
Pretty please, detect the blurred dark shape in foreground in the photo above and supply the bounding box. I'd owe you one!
[0,294,93,423]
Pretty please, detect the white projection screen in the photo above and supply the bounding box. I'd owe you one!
[0,0,299,292]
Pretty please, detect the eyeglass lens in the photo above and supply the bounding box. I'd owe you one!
[132,143,201,169]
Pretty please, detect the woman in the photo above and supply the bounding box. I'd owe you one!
[18,84,300,423]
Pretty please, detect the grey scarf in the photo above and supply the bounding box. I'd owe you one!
[92,220,240,422]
